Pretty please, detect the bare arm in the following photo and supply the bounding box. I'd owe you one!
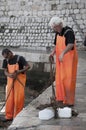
[4,64,30,79]
[4,68,14,78]
[59,44,74,62]
[16,64,30,74]
[62,44,74,55]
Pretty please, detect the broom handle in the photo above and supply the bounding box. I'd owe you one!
[49,56,55,99]
[49,56,57,119]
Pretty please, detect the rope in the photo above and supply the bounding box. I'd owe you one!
[49,56,58,119]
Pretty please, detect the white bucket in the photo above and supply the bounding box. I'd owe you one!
[39,108,54,120]
[58,107,72,118]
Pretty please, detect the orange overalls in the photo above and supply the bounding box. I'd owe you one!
[5,57,26,119]
[55,35,78,105]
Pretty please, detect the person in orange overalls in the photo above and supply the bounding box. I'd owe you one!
[49,16,78,107]
[1,48,30,122]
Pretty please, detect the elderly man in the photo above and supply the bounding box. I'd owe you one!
[1,48,30,122]
[49,16,78,107]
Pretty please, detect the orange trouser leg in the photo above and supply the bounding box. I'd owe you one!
[14,74,26,117]
[56,51,78,105]
[5,79,14,119]
[55,61,65,101]
[55,35,78,105]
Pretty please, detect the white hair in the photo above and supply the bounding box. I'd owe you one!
[49,16,65,28]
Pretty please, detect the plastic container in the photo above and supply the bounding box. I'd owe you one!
[58,107,72,118]
[39,108,54,120]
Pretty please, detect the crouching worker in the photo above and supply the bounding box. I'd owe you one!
[1,48,30,122]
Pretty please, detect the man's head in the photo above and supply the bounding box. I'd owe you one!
[2,48,13,60]
[49,16,65,33]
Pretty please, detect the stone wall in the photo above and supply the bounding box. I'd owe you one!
[0,0,86,51]
[0,17,53,51]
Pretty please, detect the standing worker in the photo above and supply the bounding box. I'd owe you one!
[1,48,30,122]
[49,16,78,107]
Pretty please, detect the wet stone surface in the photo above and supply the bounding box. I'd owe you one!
[0,50,86,130]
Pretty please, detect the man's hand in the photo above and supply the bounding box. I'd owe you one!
[8,72,17,79]
[49,55,54,63]
[59,52,64,62]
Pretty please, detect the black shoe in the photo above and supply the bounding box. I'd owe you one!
[67,104,74,108]
[0,116,13,122]
[72,109,78,117]
[63,104,74,108]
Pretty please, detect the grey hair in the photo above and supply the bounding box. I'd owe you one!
[49,16,65,28]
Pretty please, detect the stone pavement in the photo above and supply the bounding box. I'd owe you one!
[8,50,86,130]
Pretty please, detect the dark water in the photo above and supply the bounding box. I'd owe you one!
[0,70,50,90]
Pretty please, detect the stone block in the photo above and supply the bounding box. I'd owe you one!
[74,9,80,14]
